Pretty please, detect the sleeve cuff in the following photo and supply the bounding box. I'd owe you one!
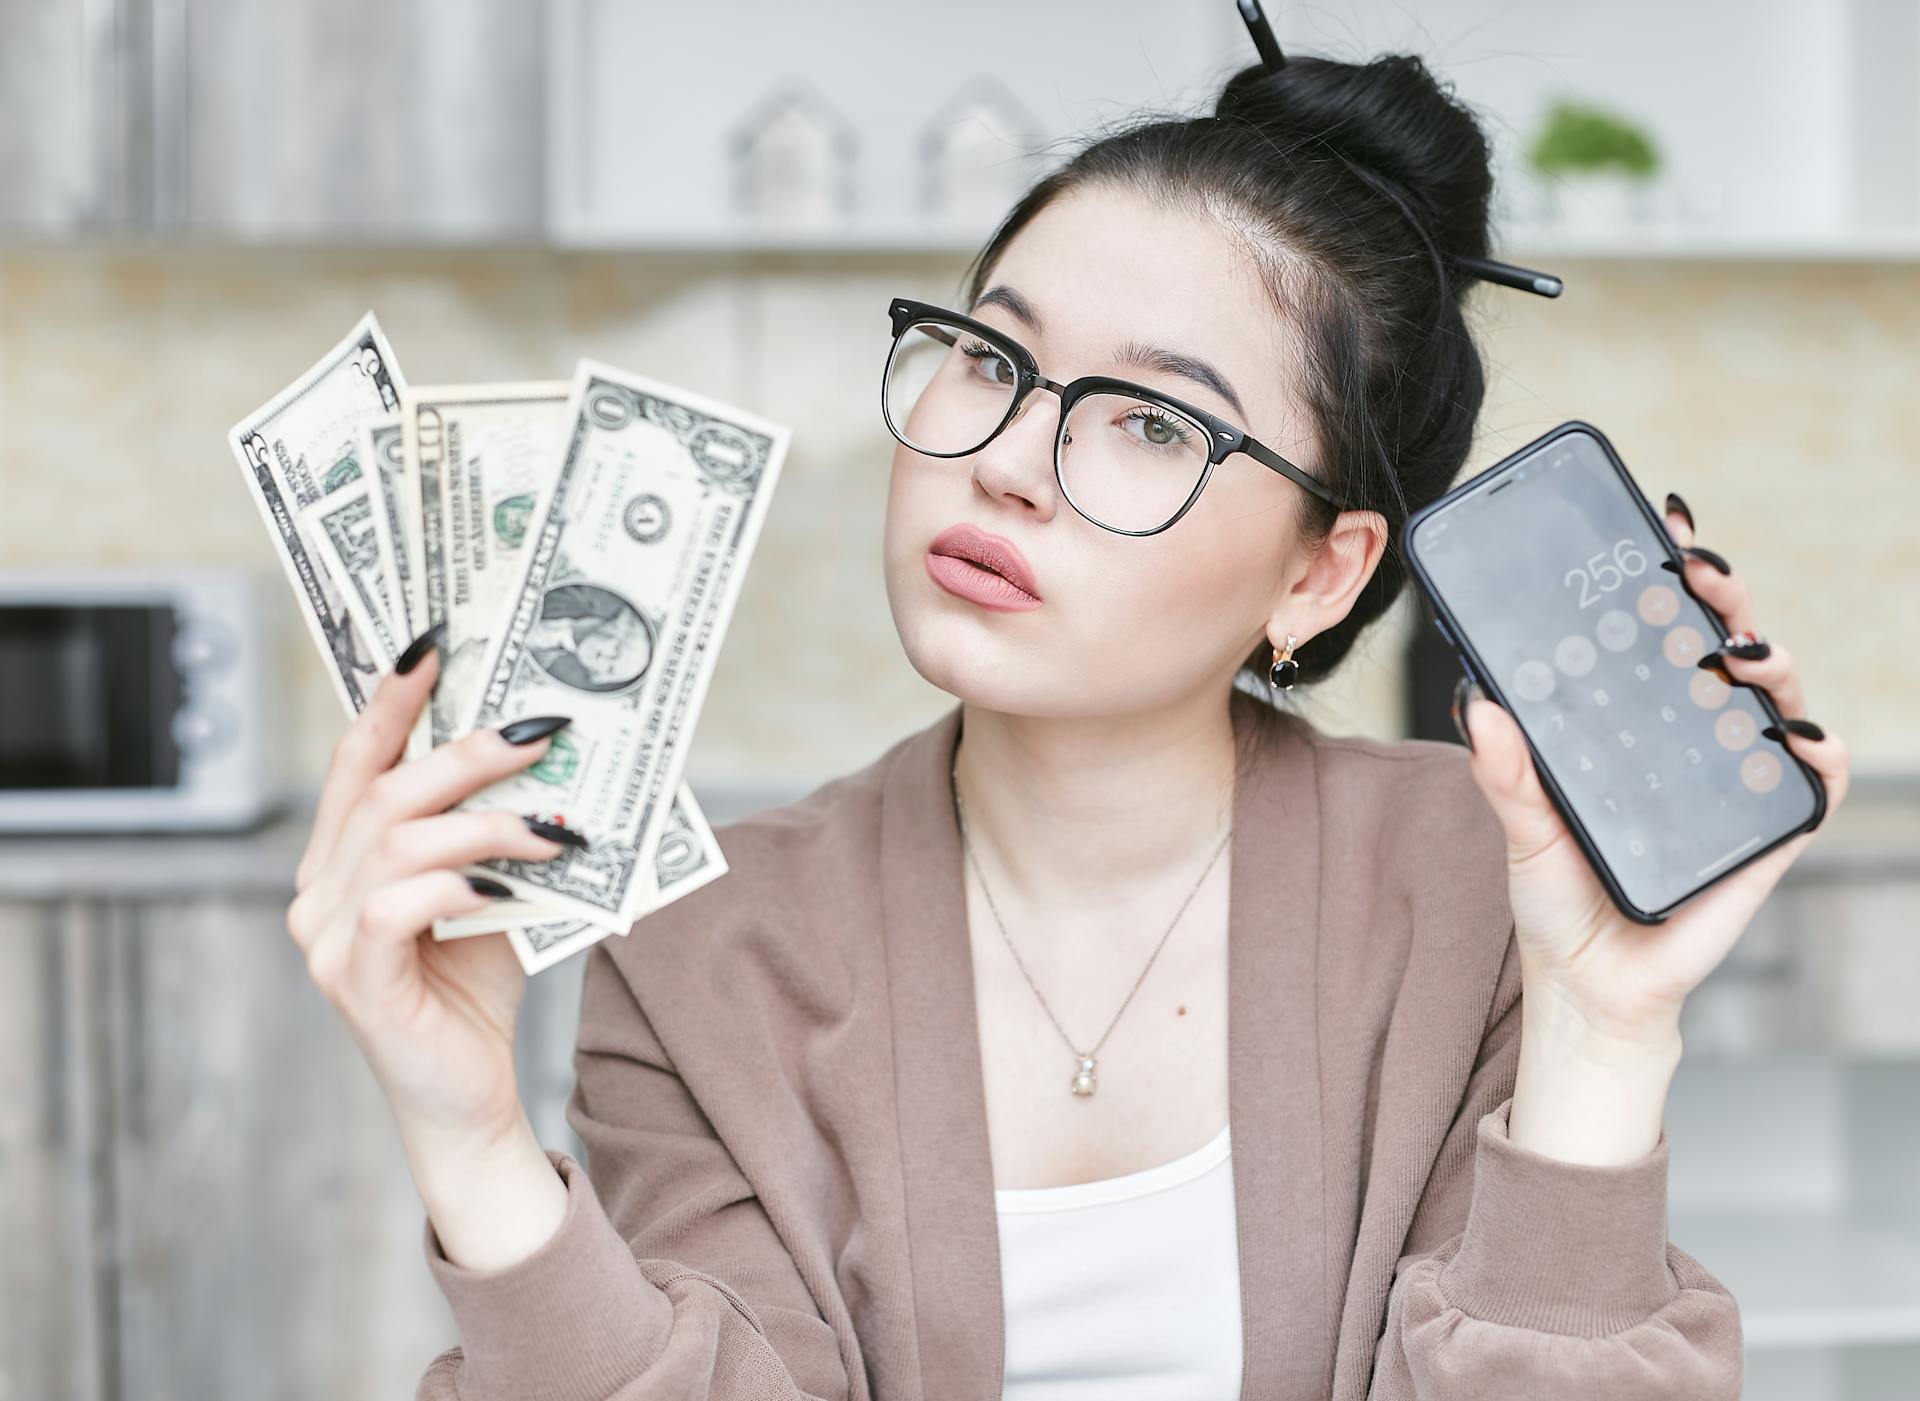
[1436,1095,1678,1336]
[422,1148,675,1401]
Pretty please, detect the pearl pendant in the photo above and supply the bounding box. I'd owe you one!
[1070,1053,1098,1097]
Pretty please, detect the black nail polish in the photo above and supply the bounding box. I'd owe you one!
[1762,718,1825,743]
[1664,492,1695,534]
[1696,650,1735,677]
[500,715,572,745]
[1696,652,1753,689]
[1724,635,1771,661]
[1449,672,1477,753]
[1658,557,1680,574]
[395,621,446,675]
[466,874,514,898]
[1682,545,1732,575]
[524,816,590,849]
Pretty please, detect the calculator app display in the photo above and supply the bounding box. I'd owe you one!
[1414,428,1818,916]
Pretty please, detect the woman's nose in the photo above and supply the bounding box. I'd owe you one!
[970,393,1062,511]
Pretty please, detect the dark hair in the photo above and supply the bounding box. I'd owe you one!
[955,50,1496,729]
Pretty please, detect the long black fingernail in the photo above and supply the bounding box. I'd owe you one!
[523,816,590,849]
[395,621,446,674]
[1722,632,1770,661]
[1665,492,1694,534]
[1762,718,1826,742]
[466,874,515,898]
[1449,672,1479,753]
[500,715,572,745]
[1682,545,1732,575]
[1696,650,1736,681]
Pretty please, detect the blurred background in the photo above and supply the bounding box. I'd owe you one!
[2,1,1916,1397]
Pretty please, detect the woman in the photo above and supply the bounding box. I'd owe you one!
[286,45,1848,1401]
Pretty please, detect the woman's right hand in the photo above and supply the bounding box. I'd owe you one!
[286,631,578,1159]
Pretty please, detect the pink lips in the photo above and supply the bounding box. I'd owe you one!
[926,522,1043,611]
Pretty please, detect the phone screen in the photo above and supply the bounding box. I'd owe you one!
[1411,427,1819,917]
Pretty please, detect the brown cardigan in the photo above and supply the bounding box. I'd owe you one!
[415,689,1743,1400]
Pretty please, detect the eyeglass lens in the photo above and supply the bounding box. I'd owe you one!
[884,317,1212,533]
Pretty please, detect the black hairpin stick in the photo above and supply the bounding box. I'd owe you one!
[1237,0,1287,72]
[1449,253,1564,298]
[1235,0,1564,299]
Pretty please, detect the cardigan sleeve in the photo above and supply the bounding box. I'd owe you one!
[1366,926,1745,1401]
[413,941,854,1401]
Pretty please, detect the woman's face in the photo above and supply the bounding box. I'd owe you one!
[883,181,1382,718]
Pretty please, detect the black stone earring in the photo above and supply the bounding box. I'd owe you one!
[1268,633,1301,691]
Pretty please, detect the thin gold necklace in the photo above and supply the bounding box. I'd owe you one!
[951,757,1231,1097]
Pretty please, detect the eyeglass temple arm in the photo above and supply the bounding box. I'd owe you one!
[1240,436,1345,510]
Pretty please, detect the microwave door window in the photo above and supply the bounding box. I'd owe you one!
[0,606,182,790]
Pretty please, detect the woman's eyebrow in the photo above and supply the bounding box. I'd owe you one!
[970,283,1250,422]
[971,284,1045,333]
[1111,340,1249,423]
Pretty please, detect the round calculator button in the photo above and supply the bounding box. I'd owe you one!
[1689,669,1732,709]
[1663,625,1706,667]
[1714,708,1757,751]
[1637,584,1680,626]
[1512,659,1556,702]
[1740,750,1783,793]
[1554,634,1597,677]
[1596,609,1638,651]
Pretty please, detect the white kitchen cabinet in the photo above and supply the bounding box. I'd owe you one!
[0,811,594,1399]
[0,0,548,240]
[156,0,546,239]
[8,0,1920,256]
[0,1,122,232]
[542,0,1244,249]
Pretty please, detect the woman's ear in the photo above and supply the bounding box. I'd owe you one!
[1270,508,1387,637]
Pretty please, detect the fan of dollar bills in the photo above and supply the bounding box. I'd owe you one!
[228,311,789,974]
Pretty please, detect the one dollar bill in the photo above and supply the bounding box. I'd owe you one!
[399,381,735,946]
[300,475,403,661]
[434,778,730,942]
[447,358,788,932]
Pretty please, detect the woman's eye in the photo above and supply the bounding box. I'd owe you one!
[960,341,1012,385]
[1126,408,1190,446]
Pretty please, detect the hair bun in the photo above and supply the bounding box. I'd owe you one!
[1215,53,1492,261]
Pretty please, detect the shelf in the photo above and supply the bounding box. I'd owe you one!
[1499,224,1920,263]
[1670,1211,1920,1349]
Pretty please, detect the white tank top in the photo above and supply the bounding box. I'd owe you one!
[993,1123,1242,1399]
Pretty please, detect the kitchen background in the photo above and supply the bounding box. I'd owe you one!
[2,1,1916,1398]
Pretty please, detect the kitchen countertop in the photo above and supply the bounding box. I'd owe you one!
[0,779,798,900]
[2,775,1917,901]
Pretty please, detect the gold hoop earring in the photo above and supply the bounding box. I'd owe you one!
[1268,633,1302,691]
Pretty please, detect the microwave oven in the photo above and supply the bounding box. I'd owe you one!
[0,567,282,832]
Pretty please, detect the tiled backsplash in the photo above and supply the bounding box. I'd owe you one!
[3,246,1911,791]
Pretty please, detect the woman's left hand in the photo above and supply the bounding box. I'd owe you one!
[1457,494,1852,1044]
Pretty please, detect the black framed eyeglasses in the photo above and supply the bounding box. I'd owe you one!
[881,296,1346,536]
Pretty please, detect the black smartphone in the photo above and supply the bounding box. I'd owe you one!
[1401,421,1825,923]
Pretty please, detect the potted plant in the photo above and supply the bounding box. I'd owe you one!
[1526,99,1661,230]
